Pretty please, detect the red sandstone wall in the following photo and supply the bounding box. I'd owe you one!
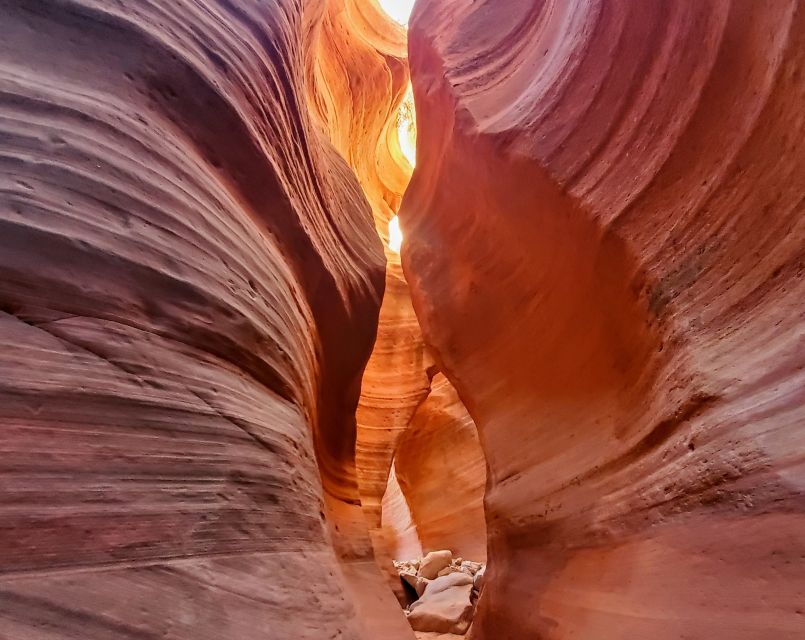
[381,461,423,561]
[0,1,412,638]
[393,374,487,561]
[306,0,431,604]
[403,0,805,638]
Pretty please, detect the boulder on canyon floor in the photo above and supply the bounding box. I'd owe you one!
[417,572,473,599]
[406,579,473,635]
[417,550,453,579]
[395,554,485,635]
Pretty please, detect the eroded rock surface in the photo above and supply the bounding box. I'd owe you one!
[382,461,424,560]
[393,374,487,561]
[308,0,427,609]
[403,0,805,638]
[407,581,473,635]
[0,1,413,638]
[395,554,486,635]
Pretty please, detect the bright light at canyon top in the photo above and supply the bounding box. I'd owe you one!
[388,215,403,253]
[377,1,415,254]
[397,85,417,168]
[377,0,416,25]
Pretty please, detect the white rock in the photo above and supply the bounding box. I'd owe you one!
[417,550,453,580]
[424,572,473,597]
[406,582,473,634]
[473,565,486,591]
[461,560,482,575]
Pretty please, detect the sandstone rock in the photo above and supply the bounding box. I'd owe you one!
[390,375,487,561]
[358,267,431,564]
[403,1,805,638]
[473,566,486,591]
[418,550,453,579]
[406,582,473,635]
[422,572,473,598]
[436,566,461,578]
[460,561,482,575]
[0,1,414,639]
[401,571,430,598]
[316,0,430,603]
[351,16,430,578]
[416,578,430,598]
[401,571,417,588]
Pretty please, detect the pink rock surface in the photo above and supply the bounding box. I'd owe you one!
[0,1,413,638]
[403,0,805,638]
[382,461,424,560]
[393,374,487,561]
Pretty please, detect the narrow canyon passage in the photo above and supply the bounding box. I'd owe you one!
[0,1,803,640]
[347,3,489,634]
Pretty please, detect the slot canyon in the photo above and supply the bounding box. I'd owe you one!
[0,0,803,638]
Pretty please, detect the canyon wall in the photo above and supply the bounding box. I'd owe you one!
[307,0,425,610]
[0,1,412,638]
[403,0,805,638]
[393,373,487,561]
[306,0,435,597]
[381,461,423,561]
[356,260,431,583]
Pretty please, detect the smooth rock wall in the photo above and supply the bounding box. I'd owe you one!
[394,374,487,561]
[403,1,805,638]
[382,461,424,561]
[0,1,411,638]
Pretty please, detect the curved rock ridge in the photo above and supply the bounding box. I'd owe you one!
[382,460,424,561]
[308,0,412,248]
[305,0,425,622]
[392,374,487,562]
[302,0,433,606]
[403,1,805,638]
[357,262,432,505]
[0,1,413,638]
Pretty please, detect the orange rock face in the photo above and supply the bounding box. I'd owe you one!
[306,0,434,605]
[4,0,803,637]
[0,1,412,638]
[356,260,432,589]
[382,460,424,561]
[403,0,805,638]
[393,374,487,561]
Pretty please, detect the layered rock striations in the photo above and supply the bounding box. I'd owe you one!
[403,0,805,638]
[393,374,486,562]
[357,262,432,572]
[305,0,434,604]
[0,0,412,638]
[382,459,424,561]
[307,0,411,230]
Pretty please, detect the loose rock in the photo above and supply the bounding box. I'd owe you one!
[422,572,473,598]
[406,582,473,634]
[418,550,453,580]
[394,554,485,635]
[473,565,486,591]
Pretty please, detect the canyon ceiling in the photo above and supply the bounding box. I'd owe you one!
[0,0,803,639]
